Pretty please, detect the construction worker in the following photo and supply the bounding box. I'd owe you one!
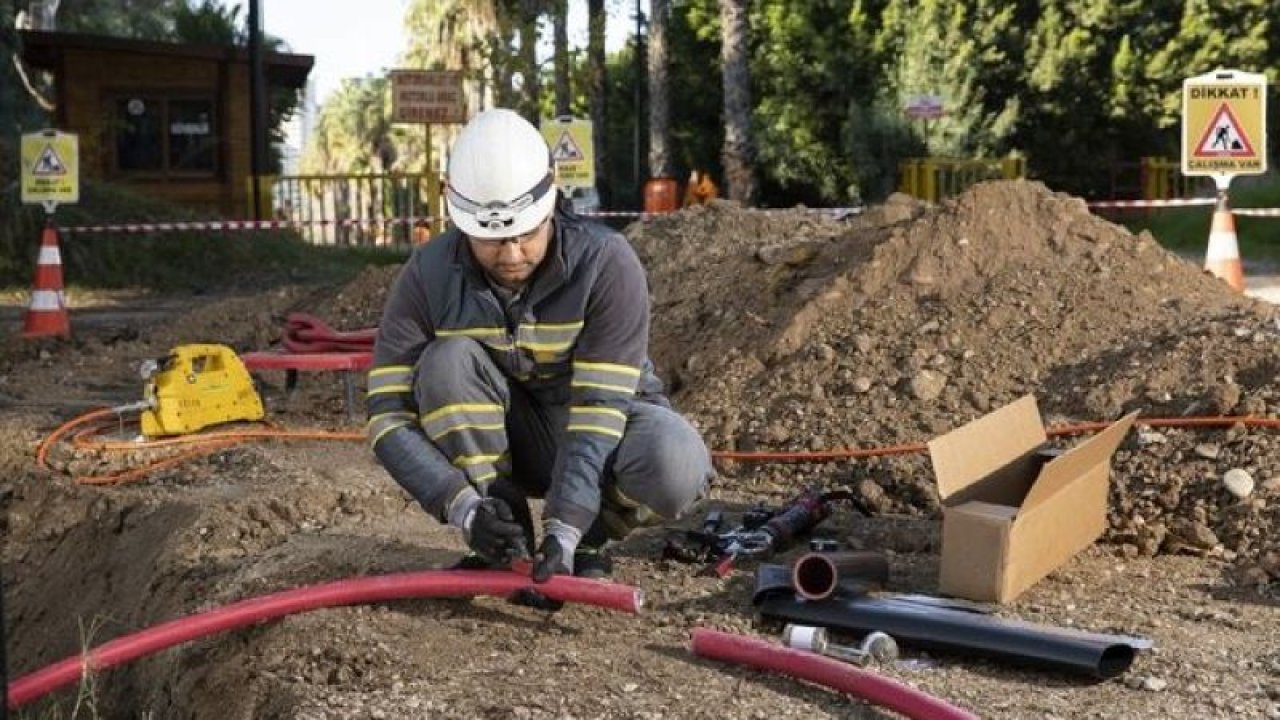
[366,109,712,585]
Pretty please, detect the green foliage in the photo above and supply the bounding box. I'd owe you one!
[220,0,1280,212]
[173,0,244,44]
[55,0,177,39]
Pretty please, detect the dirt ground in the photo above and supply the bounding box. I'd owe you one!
[3,180,1279,719]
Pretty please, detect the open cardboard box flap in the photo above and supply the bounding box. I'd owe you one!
[1022,410,1139,513]
[928,395,1046,504]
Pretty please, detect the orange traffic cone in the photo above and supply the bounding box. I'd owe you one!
[21,222,71,338]
[1204,195,1245,293]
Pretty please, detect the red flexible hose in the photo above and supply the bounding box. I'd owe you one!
[690,628,978,720]
[8,570,642,710]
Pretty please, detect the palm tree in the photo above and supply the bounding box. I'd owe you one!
[516,0,542,122]
[647,0,673,179]
[719,0,756,204]
[552,0,570,116]
[404,0,502,115]
[588,0,609,205]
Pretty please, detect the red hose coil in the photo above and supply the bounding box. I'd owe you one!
[8,570,642,710]
[690,628,978,720]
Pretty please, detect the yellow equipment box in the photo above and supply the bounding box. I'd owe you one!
[140,344,264,437]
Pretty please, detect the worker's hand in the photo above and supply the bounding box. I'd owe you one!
[466,497,528,566]
[532,535,569,583]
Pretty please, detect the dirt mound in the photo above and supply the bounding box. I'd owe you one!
[5,181,1280,718]
[633,181,1279,583]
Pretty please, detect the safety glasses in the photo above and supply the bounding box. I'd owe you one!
[467,217,550,247]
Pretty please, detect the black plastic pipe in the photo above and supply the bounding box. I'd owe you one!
[754,564,1149,679]
[757,591,1148,679]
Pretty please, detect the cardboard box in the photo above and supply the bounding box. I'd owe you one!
[928,395,1137,603]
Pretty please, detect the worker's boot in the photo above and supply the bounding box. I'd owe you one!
[573,518,614,579]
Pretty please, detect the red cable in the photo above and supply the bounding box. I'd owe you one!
[691,628,978,720]
[8,570,642,710]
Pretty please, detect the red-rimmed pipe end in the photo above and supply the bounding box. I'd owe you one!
[792,553,838,600]
[690,628,979,720]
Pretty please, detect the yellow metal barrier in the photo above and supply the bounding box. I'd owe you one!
[897,156,1025,202]
[1139,156,1204,201]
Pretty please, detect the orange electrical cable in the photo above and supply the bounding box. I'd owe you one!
[37,408,1280,486]
[695,415,1280,462]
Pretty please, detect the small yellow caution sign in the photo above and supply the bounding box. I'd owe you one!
[1182,69,1267,185]
[21,130,80,209]
[540,116,595,189]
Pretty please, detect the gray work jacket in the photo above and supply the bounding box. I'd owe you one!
[366,196,664,530]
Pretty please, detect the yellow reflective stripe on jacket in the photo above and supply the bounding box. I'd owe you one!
[367,366,413,394]
[567,406,628,439]
[435,327,506,338]
[436,327,514,352]
[421,402,504,424]
[367,411,416,447]
[452,452,508,468]
[421,404,505,440]
[571,360,642,395]
[428,422,506,442]
[515,321,583,352]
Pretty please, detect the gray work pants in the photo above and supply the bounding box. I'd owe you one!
[414,337,711,541]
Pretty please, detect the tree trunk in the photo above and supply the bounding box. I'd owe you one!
[518,0,541,123]
[647,0,673,179]
[587,0,609,205]
[719,0,756,204]
[552,0,570,116]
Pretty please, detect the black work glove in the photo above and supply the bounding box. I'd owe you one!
[467,498,528,566]
[532,535,568,583]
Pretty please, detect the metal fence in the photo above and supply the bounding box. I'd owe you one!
[271,173,444,246]
[898,156,1026,202]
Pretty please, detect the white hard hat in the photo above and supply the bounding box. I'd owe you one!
[446,109,557,239]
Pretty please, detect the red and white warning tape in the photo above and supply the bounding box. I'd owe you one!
[1231,208,1280,217]
[1086,197,1216,209]
[62,217,438,234]
[58,207,866,235]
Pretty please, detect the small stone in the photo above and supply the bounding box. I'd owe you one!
[852,377,873,393]
[854,334,874,354]
[1194,443,1220,459]
[1137,430,1167,446]
[909,369,947,402]
[622,683,639,693]
[1223,468,1255,499]
[1141,676,1168,692]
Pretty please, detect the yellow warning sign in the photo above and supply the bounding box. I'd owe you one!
[540,116,595,189]
[21,130,80,207]
[1182,69,1267,180]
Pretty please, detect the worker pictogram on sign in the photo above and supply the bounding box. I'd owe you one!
[31,145,68,176]
[1193,104,1255,157]
[551,131,585,162]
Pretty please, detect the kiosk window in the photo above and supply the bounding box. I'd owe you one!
[113,96,217,176]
